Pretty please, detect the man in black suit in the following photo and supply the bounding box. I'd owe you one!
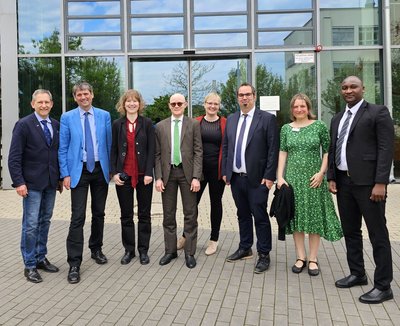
[8,89,62,283]
[328,76,394,304]
[222,83,279,274]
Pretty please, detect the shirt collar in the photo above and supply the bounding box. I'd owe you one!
[79,107,94,116]
[34,112,51,123]
[171,115,183,122]
[241,106,255,118]
[345,99,364,114]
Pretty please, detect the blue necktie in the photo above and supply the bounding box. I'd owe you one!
[40,120,52,146]
[84,112,95,173]
[335,111,352,167]
[235,114,247,169]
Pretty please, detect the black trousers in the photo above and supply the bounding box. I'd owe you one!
[115,175,153,254]
[66,163,108,267]
[197,163,225,241]
[336,171,393,290]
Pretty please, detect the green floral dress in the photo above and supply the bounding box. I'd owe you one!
[280,120,343,241]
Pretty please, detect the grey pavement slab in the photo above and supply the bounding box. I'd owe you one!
[0,184,399,325]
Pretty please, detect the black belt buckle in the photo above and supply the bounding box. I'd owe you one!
[235,172,247,177]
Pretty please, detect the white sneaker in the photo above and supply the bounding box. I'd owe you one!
[205,240,218,256]
[177,236,186,250]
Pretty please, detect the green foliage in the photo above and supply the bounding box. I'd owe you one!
[143,95,171,123]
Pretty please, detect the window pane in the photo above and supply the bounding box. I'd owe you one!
[359,26,379,45]
[195,33,247,48]
[258,0,312,10]
[18,0,61,54]
[390,0,400,45]
[65,56,124,120]
[195,16,247,30]
[69,19,121,33]
[332,27,354,46]
[131,18,183,32]
[131,0,183,14]
[68,1,120,15]
[320,1,381,45]
[194,0,247,12]
[258,13,313,28]
[258,31,313,46]
[18,57,62,119]
[131,35,184,49]
[320,49,382,125]
[68,36,121,51]
[255,52,316,127]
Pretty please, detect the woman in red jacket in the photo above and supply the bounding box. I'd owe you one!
[177,92,226,255]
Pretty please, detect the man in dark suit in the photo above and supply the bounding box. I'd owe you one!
[155,93,203,269]
[59,82,112,284]
[222,83,279,274]
[328,76,394,304]
[8,89,62,283]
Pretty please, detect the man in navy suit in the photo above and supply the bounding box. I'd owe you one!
[8,89,62,283]
[328,76,394,304]
[222,83,279,274]
[59,82,112,284]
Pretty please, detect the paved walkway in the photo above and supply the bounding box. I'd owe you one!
[0,183,400,325]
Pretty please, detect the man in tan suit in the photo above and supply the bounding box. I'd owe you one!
[155,93,203,268]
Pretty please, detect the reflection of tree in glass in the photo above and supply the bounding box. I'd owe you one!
[163,61,216,104]
[18,30,122,121]
[143,94,171,123]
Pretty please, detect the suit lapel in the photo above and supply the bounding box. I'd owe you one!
[49,117,59,147]
[348,100,367,135]
[31,114,50,146]
[181,116,188,145]
[246,109,260,146]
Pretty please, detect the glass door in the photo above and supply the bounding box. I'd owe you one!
[130,56,249,122]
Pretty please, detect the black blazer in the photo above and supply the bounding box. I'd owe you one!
[327,100,394,185]
[110,115,155,177]
[222,108,279,187]
[8,113,60,190]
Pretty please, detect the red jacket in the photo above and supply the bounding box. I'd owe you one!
[195,115,226,179]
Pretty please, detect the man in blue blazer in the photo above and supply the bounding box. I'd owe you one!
[8,89,62,283]
[328,76,394,304]
[59,82,112,284]
[222,83,279,274]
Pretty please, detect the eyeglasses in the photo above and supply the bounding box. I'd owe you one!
[238,93,253,98]
[205,102,220,106]
[169,102,184,107]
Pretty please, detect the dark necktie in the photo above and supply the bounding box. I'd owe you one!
[335,110,352,167]
[40,120,52,146]
[235,114,247,169]
[84,112,95,172]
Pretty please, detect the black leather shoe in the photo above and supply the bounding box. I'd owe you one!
[24,268,42,283]
[67,266,80,284]
[185,255,196,269]
[254,253,270,274]
[292,259,307,273]
[308,260,319,276]
[335,274,368,288]
[37,258,59,273]
[159,253,178,266]
[226,248,253,262]
[91,250,108,264]
[121,251,135,265]
[139,252,150,265]
[359,287,393,304]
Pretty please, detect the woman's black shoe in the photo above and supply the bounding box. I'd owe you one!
[292,258,307,273]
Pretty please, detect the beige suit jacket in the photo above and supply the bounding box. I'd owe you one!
[155,116,203,185]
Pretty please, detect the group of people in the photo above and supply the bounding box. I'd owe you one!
[9,76,394,304]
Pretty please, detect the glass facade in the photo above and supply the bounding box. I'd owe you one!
[0,0,399,187]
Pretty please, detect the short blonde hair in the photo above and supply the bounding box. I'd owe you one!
[116,89,145,116]
[204,92,221,104]
[289,93,316,121]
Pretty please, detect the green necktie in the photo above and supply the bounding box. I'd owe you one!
[173,119,181,165]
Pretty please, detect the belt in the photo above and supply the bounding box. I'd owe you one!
[233,172,247,177]
[337,169,350,177]
[171,163,183,169]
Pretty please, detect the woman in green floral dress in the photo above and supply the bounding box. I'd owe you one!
[277,93,343,276]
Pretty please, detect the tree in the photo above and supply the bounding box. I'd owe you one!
[143,94,172,123]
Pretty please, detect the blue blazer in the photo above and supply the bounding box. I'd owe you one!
[58,107,112,188]
[8,113,60,190]
[222,108,279,187]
